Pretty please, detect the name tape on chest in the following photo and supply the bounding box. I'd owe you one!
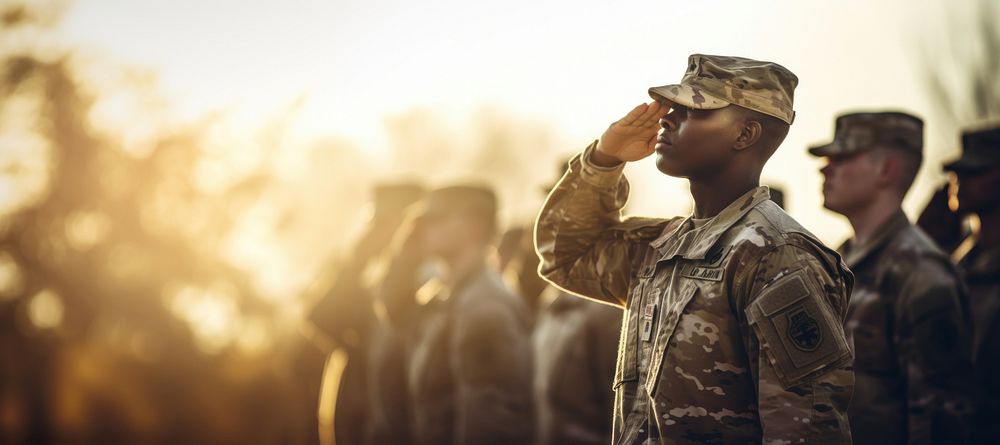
[682,266,724,281]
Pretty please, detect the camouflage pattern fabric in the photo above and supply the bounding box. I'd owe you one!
[648,54,798,124]
[534,142,855,444]
[839,211,974,444]
[809,112,923,158]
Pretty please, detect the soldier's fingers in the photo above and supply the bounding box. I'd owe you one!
[641,103,669,128]
[636,101,662,125]
[618,103,649,126]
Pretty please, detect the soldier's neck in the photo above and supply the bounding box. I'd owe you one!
[689,175,759,219]
[848,195,903,247]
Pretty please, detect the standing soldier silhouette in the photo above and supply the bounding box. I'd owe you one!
[810,111,973,444]
[942,123,1000,443]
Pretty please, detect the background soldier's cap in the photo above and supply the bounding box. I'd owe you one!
[373,183,425,211]
[944,122,1000,172]
[648,54,798,124]
[423,184,498,228]
[808,111,923,158]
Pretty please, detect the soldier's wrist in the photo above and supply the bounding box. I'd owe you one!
[580,141,626,188]
[590,147,625,168]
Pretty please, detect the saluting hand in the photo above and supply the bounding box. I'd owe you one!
[594,101,667,166]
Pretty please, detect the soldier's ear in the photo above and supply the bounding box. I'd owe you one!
[873,151,895,182]
[734,120,762,151]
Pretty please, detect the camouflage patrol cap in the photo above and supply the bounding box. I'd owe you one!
[808,111,923,158]
[648,54,798,124]
[944,122,1000,172]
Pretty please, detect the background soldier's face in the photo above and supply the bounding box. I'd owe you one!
[654,104,743,179]
[420,207,486,258]
[820,151,882,215]
[955,167,1000,214]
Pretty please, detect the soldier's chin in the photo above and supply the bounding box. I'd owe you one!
[655,153,684,177]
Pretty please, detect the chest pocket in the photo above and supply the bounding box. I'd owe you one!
[612,265,656,389]
[644,279,701,397]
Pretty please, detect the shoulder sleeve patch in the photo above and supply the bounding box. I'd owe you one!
[745,268,852,389]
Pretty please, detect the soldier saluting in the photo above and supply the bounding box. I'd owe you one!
[534,54,855,444]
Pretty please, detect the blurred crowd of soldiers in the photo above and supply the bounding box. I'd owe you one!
[306,111,1000,444]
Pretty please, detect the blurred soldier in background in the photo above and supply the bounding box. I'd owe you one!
[941,123,1000,443]
[498,226,547,319]
[516,158,622,445]
[306,183,424,445]
[767,185,785,210]
[811,111,973,444]
[916,180,972,256]
[380,185,535,445]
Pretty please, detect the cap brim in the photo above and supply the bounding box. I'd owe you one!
[808,142,839,157]
[943,156,995,172]
[648,84,729,110]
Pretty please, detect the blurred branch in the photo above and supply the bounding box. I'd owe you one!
[920,0,1000,137]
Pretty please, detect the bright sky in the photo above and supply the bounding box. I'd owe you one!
[59,0,967,247]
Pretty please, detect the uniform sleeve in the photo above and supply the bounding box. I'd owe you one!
[452,300,535,445]
[893,260,974,443]
[377,252,424,332]
[738,242,855,443]
[534,142,671,307]
[307,259,375,349]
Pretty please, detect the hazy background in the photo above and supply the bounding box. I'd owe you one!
[1,0,996,443]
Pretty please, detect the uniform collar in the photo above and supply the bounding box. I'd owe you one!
[650,186,771,260]
[839,210,910,269]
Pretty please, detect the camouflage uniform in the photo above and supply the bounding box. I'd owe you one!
[809,112,973,444]
[535,55,855,444]
[536,161,855,444]
[961,244,1000,442]
[533,287,622,445]
[944,124,1000,443]
[835,216,973,444]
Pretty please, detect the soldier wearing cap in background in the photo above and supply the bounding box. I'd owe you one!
[534,54,855,444]
[809,112,973,444]
[942,122,1000,443]
[380,185,535,445]
[306,183,425,445]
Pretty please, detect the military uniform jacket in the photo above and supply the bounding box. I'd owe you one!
[535,144,856,444]
[383,260,535,445]
[839,211,972,445]
[533,287,622,445]
[961,244,1000,442]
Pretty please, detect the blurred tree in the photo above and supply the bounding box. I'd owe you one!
[0,1,332,444]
